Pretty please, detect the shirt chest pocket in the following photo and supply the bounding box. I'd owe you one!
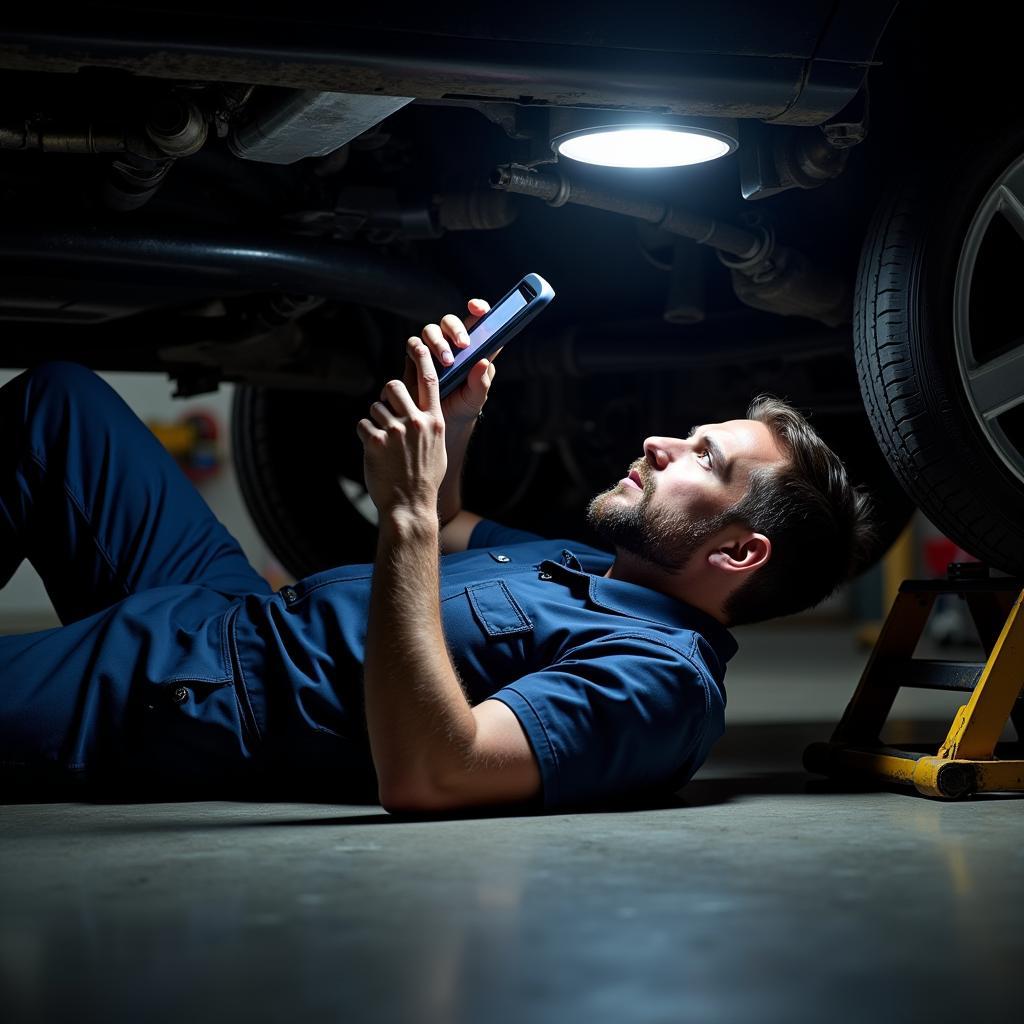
[465,581,535,638]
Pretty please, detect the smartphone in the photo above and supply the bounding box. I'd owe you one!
[436,272,555,399]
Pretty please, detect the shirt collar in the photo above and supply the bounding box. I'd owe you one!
[543,549,739,663]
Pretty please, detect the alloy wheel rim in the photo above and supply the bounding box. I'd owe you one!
[954,152,1024,486]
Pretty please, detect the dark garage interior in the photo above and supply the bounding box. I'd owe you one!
[1,4,1021,1022]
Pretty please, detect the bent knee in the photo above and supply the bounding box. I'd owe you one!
[21,361,103,394]
[16,361,117,419]
[3,362,123,449]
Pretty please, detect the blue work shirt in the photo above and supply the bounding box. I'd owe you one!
[233,519,735,809]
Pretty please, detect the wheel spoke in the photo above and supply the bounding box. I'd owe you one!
[999,163,1024,241]
[997,185,1024,243]
[966,340,1024,419]
[953,153,1024,488]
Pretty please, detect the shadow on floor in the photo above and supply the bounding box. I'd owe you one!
[4,719,983,823]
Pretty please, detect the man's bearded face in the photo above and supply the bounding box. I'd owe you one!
[585,456,724,573]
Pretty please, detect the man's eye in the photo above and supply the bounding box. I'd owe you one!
[698,450,712,467]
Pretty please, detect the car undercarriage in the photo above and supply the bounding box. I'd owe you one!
[4,3,1022,581]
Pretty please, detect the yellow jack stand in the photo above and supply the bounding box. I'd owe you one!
[805,567,1024,799]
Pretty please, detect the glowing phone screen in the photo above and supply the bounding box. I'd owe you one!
[446,287,529,374]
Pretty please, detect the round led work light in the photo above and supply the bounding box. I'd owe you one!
[550,113,738,169]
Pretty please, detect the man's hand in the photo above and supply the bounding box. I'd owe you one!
[406,298,497,428]
[356,340,447,527]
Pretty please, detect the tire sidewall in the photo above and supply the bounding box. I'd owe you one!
[856,124,1024,570]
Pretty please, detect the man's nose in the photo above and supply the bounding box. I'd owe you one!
[643,436,681,470]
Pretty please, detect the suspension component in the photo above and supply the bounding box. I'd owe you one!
[490,163,850,327]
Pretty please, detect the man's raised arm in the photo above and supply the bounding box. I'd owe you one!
[404,297,492,554]
[356,337,541,813]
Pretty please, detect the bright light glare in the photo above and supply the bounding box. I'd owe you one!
[555,127,732,168]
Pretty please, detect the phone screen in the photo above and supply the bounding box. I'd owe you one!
[446,286,529,374]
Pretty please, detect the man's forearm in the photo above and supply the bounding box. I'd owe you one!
[364,513,477,807]
[438,418,476,526]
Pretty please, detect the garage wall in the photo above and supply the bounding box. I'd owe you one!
[0,369,282,632]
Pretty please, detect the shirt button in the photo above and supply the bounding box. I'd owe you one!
[172,686,189,704]
[281,586,298,605]
[539,571,553,581]
[491,553,511,563]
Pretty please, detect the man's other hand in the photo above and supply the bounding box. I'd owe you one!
[407,298,498,428]
[356,342,447,526]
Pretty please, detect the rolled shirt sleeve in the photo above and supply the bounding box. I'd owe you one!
[490,631,725,809]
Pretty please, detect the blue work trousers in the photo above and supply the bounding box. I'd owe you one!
[0,363,274,793]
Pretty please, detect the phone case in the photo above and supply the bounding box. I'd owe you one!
[437,272,555,399]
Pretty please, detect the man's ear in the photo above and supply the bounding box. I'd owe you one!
[707,532,772,574]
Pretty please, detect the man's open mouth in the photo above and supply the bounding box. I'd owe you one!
[627,468,644,489]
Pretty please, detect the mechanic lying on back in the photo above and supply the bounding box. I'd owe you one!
[0,298,874,812]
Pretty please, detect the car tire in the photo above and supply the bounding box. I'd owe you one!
[854,130,1024,575]
[232,384,379,580]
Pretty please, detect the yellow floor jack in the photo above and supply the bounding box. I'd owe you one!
[805,564,1024,799]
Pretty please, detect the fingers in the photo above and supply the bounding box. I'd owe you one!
[471,357,497,395]
[355,417,385,446]
[449,357,496,418]
[414,300,489,366]
[421,314,469,368]
[464,297,489,331]
[369,394,401,428]
[440,314,471,353]
[420,324,454,367]
[408,340,441,413]
[377,376,418,419]
[379,337,445,424]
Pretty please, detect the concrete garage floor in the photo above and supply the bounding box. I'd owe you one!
[2,623,1020,1023]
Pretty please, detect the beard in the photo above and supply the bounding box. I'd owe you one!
[585,458,720,573]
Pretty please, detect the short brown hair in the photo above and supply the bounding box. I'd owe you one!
[718,396,877,625]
